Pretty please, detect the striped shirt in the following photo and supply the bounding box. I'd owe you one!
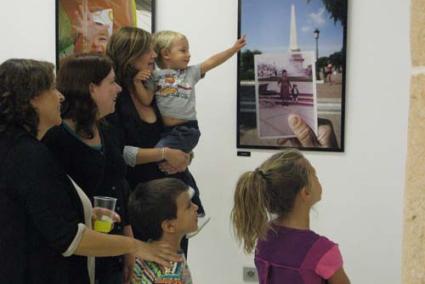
[132,254,192,284]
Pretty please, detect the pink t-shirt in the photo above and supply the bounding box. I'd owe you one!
[255,225,343,284]
[315,245,343,279]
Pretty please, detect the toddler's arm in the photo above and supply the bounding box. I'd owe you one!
[132,69,154,106]
[200,36,246,75]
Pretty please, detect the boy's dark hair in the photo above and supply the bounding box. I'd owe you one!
[128,178,188,241]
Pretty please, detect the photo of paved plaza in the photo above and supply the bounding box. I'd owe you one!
[238,0,345,149]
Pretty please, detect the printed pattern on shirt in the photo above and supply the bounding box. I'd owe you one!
[146,65,201,121]
[156,72,193,99]
[132,255,193,284]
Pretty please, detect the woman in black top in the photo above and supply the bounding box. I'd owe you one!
[106,27,205,252]
[43,54,135,284]
[0,59,180,284]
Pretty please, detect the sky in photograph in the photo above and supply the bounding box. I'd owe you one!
[241,0,344,57]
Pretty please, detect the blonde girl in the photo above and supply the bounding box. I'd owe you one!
[231,149,350,284]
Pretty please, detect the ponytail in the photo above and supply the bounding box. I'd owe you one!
[231,149,311,254]
[231,169,270,254]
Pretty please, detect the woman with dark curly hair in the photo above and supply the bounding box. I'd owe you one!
[0,58,180,284]
[42,53,137,284]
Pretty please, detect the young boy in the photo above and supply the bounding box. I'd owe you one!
[128,178,199,284]
[135,30,246,153]
[291,84,299,102]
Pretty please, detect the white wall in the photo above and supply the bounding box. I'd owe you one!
[0,0,56,63]
[0,0,410,283]
[156,0,410,283]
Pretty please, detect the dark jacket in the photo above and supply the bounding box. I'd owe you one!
[0,127,89,284]
[43,123,131,275]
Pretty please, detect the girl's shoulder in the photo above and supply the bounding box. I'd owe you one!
[304,234,342,272]
[260,225,338,258]
[306,234,343,280]
[308,232,338,256]
[255,227,343,283]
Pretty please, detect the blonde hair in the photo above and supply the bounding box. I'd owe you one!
[106,27,152,90]
[152,30,187,67]
[231,149,313,253]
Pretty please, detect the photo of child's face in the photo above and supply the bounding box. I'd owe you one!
[91,22,110,53]
[174,190,198,234]
[58,0,154,61]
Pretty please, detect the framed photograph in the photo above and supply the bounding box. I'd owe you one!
[237,0,347,151]
[56,0,155,63]
[255,51,317,139]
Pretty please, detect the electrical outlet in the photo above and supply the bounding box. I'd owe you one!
[243,266,258,282]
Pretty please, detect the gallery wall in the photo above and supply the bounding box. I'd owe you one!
[0,0,410,283]
[156,1,409,283]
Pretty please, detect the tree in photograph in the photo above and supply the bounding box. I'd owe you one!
[239,49,262,81]
[328,50,344,71]
[307,0,347,27]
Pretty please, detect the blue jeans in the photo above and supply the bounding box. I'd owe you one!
[156,121,201,153]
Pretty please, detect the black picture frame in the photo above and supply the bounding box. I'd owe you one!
[237,0,347,152]
[56,0,155,66]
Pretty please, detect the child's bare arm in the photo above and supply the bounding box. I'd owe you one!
[200,36,246,75]
[132,70,154,106]
[328,268,350,284]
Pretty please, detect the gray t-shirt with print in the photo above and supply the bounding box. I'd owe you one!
[146,64,202,121]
